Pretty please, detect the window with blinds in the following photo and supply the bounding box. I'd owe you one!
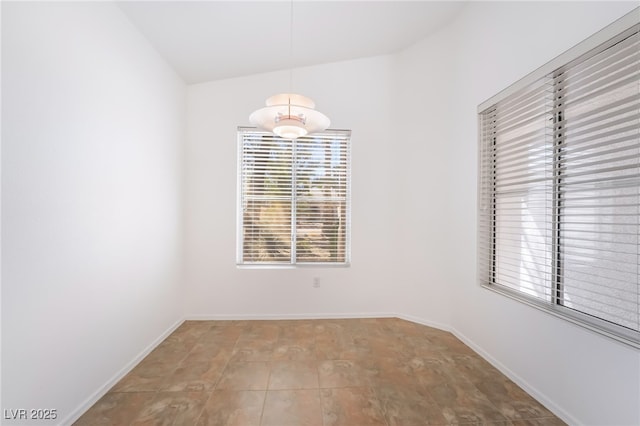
[237,128,351,266]
[478,15,639,347]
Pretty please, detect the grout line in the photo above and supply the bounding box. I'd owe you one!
[258,373,270,424]
[315,341,324,426]
[317,386,325,426]
[254,323,274,426]
[190,389,214,426]
[369,385,389,426]
[213,327,242,391]
[64,317,186,425]
[174,321,221,426]
[83,318,568,426]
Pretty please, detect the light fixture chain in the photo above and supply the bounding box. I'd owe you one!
[289,0,293,94]
[248,0,330,140]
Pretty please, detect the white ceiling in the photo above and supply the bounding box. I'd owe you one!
[117,1,466,84]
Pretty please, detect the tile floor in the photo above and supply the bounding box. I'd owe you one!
[74,318,565,425]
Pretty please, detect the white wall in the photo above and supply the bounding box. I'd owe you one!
[185,56,402,319]
[3,2,637,425]
[1,3,186,424]
[389,22,460,329]
[407,2,639,425]
[185,4,640,423]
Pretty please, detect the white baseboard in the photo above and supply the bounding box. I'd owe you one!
[184,312,397,321]
[387,313,575,424]
[395,313,452,334]
[60,312,575,426]
[448,327,578,426]
[60,317,185,426]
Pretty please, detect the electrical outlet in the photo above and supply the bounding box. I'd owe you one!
[313,277,320,288]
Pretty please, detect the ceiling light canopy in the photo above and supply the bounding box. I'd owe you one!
[248,0,330,140]
[249,93,330,140]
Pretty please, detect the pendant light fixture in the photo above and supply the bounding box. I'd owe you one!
[249,0,330,139]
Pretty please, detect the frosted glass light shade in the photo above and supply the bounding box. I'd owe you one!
[249,93,330,139]
[273,119,308,139]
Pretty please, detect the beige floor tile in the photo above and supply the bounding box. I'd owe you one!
[238,322,282,342]
[76,319,564,425]
[376,384,447,425]
[426,380,507,424]
[160,345,232,392]
[216,361,270,390]
[320,387,386,426]
[229,339,275,362]
[73,392,156,426]
[268,360,319,390]
[475,379,556,421]
[261,389,323,426]
[199,325,243,345]
[129,391,208,426]
[272,338,317,360]
[318,359,371,388]
[196,390,264,426]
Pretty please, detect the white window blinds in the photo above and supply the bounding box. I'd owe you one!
[478,18,640,346]
[237,128,351,266]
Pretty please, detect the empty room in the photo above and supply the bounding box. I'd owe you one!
[2,1,639,425]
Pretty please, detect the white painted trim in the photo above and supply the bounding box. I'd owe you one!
[395,313,452,334]
[450,327,578,426]
[60,312,574,425]
[185,313,452,335]
[478,7,639,112]
[60,317,185,426]
[184,312,397,321]
[392,314,576,426]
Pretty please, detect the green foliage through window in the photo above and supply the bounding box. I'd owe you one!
[238,129,351,266]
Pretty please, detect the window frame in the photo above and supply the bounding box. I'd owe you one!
[236,127,352,268]
[477,9,640,348]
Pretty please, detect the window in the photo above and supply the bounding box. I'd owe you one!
[237,128,351,266]
[478,13,639,347]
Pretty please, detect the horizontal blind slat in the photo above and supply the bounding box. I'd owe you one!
[478,23,640,341]
[239,129,351,265]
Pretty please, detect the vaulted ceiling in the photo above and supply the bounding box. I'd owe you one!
[117,1,466,84]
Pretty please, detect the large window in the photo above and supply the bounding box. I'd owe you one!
[478,14,639,347]
[237,128,351,266]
